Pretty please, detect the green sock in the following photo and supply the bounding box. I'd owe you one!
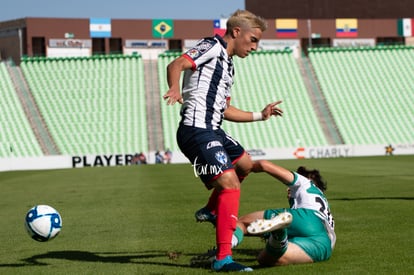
[271,228,288,244]
[265,228,288,258]
[232,226,244,248]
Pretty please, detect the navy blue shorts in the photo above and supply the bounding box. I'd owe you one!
[176,124,245,188]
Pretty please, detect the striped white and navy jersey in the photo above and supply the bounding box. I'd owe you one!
[180,35,234,130]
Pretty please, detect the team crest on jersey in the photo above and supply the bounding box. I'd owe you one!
[215,151,228,165]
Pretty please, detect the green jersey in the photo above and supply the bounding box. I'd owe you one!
[288,172,336,248]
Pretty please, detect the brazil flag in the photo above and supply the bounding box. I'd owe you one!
[152,19,174,38]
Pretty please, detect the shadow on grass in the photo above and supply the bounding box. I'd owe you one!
[331,197,413,201]
[18,250,192,268]
[0,249,262,270]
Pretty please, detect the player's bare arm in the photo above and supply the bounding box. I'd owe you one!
[224,105,256,122]
[252,159,294,185]
[163,56,192,105]
[224,100,283,122]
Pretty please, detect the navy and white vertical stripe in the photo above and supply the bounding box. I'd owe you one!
[180,35,234,130]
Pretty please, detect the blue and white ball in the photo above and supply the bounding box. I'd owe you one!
[25,205,62,242]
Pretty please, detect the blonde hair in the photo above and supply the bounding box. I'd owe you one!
[226,10,267,33]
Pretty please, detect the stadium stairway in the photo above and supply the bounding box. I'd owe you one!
[0,62,43,157]
[144,59,164,151]
[296,54,344,145]
[6,63,60,155]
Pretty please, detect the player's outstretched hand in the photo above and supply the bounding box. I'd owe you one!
[163,88,183,105]
[261,100,283,120]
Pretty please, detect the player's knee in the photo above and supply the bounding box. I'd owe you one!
[235,153,254,177]
[215,171,241,190]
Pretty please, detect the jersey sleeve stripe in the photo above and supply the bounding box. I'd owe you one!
[182,54,196,71]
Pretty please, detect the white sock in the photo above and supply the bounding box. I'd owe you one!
[231,234,239,248]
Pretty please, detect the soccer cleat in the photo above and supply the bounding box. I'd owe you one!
[211,255,253,272]
[247,212,293,235]
[195,207,217,226]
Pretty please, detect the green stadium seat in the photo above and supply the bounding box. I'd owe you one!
[309,46,414,145]
[21,55,148,155]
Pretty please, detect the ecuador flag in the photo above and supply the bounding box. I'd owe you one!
[336,19,358,38]
[275,19,298,38]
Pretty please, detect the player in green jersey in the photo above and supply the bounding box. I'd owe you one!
[232,160,335,266]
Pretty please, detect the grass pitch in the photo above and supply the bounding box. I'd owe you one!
[0,155,413,274]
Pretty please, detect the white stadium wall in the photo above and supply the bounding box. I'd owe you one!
[0,144,413,172]
[47,39,92,58]
[47,47,91,58]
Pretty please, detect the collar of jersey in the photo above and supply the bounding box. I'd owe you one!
[214,34,227,49]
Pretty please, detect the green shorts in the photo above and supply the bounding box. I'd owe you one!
[264,208,333,262]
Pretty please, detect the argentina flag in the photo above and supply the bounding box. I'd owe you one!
[90,18,111,38]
